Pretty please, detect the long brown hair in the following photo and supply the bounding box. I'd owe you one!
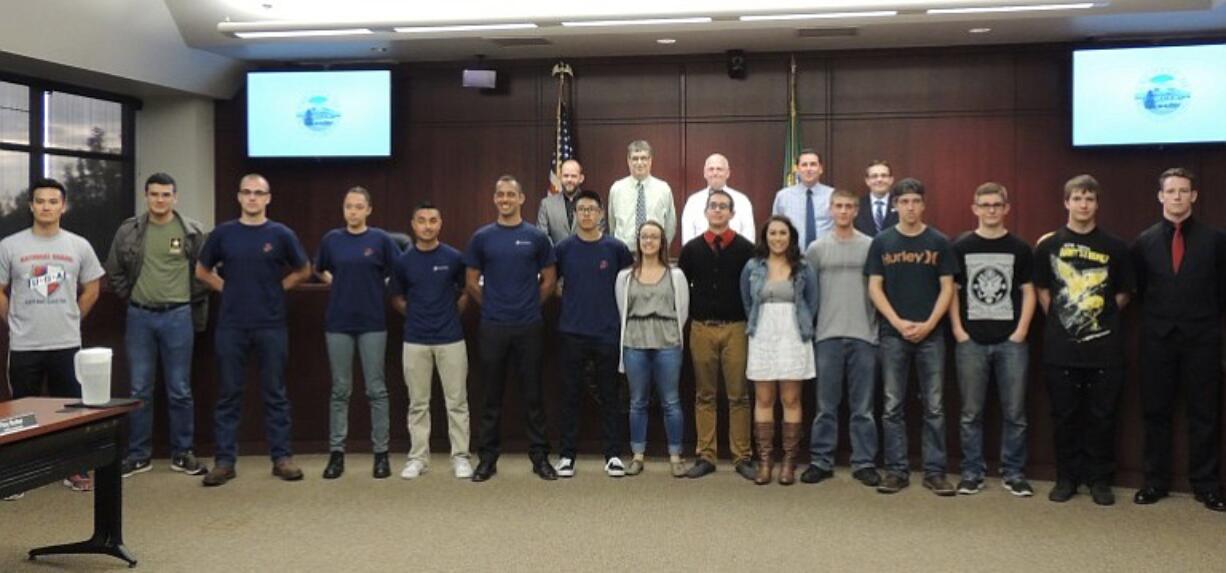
[632,220,670,277]
[755,215,802,276]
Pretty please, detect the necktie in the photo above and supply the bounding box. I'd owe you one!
[713,233,723,254]
[1172,222,1184,273]
[804,188,816,248]
[635,181,647,232]
[874,199,885,231]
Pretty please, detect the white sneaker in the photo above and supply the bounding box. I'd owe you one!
[605,457,626,478]
[555,457,576,478]
[400,460,427,480]
[453,457,473,480]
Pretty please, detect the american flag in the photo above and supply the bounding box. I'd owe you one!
[548,62,576,194]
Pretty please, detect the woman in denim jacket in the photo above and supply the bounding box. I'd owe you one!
[740,215,818,485]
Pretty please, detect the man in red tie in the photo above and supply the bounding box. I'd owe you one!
[1130,167,1226,512]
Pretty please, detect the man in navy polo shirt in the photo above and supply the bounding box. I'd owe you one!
[390,201,473,481]
[553,190,633,479]
[465,175,558,482]
[195,173,312,486]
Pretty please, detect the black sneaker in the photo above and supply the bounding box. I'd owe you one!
[170,451,207,476]
[923,475,957,497]
[852,467,881,487]
[800,465,833,484]
[1090,482,1115,506]
[877,474,909,494]
[686,459,716,479]
[121,458,152,478]
[322,451,345,480]
[1048,479,1077,502]
[956,478,984,495]
[1004,478,1035,497]
[734,460,757,481]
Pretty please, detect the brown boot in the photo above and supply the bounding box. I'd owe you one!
[754,422,775,485]
[779,423,804,486]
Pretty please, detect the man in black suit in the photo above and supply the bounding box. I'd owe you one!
[853,160,898,237]
[1130,167,1226,512]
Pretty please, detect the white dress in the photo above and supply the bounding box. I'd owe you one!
[746,280,816,381]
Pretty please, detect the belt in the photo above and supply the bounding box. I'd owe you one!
[695,320,737,327]
[130,301,189,313]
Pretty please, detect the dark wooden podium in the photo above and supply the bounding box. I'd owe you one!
[0,397,140,568]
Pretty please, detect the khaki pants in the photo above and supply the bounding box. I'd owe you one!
[403,341,471,465]
[689,321,751,463]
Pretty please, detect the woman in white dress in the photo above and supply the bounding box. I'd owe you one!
[740,215,818,485]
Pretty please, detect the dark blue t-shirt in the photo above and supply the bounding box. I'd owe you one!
[463,222,555,326]
[316,227,400,334]
[198,220,309,329]
[556,234,633,345]
[388,243,466,345]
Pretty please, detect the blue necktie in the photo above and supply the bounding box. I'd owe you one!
[635,182,647,231]
[804,188,816,247]
[874,199,885,232]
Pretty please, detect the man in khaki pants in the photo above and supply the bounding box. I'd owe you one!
[389,202,472,480]
[677,189,756,479]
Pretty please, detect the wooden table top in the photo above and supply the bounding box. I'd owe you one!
[0,398,138,446]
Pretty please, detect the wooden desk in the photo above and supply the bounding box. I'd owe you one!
[0,398,139,568]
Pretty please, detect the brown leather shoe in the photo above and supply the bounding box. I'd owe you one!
[778,422,803,486]
[753,422,775,485]
[272,457,304,481]
[202,465,236,487]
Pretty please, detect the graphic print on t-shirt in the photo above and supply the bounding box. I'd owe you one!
[965,253,1014,321]
[1049,248,1110,341]
[27,264,68,298]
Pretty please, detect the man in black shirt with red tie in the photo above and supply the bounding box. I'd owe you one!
[1131,167,1226,512]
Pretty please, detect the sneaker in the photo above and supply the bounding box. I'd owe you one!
[1004,478,1035,497]
[852,467,882,487]
[63,472,93,492]
[923,475,957,497]
[401,459,427,480]
[1048,479,1077,502]
[453,458,473,480]
[686,459,716,479]
[322,451,345,480]
[734,460,757,481]
[272,457,304,481]
[800,465,834,484]
[121,458,152,478]
[604,457,626,478]
[170,451,208,476]
[1090,482,1115,506]
[877,474,909,494]
[555,457,576,478]
[670,459,688,478]
[202,465,236,487]
[626,458,645,476]
[2,492,24,501]
[957,478,984,495]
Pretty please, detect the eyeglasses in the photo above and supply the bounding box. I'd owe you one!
[974,202,1006,210]
[576,206,601,214]
[239,189,270,197]
[707,203,731,212]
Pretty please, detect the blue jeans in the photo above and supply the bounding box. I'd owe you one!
[880,334,948,478]
[811,338,879,471]
[325,331,390,454]
[955,339,1029,481]
[126,304,196,462]
[214,326,292,466]
[624,346,684,456]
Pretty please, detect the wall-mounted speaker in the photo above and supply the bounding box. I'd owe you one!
[727,50,747,80]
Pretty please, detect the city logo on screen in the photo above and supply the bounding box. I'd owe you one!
[297,95,342,132]
[1135,72,1191,116]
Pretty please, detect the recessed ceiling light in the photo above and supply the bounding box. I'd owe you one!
[657,38,677,45]
[969,27,992,34]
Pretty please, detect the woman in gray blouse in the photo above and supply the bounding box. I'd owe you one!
[615,221,690,477]
[740,215,818,485]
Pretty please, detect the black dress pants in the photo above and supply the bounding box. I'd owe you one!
[476,322,549,462]
[558,333,622,461]
[1140,326,1222,494]
[7,347,80,399]
[1045,365,1124,485]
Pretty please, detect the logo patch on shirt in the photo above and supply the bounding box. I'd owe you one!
[433,265,450,272]
[363,247,375,257]
[169,237,183,255]
[515,240,533,246]
[262,242,273,254]
[27,264,66,298]
[599,259,609,270]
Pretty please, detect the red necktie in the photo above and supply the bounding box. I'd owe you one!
[1172,222,1184,273]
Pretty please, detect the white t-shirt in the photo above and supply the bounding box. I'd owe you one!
[0,229,105,351]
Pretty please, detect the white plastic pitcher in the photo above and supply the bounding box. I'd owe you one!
[75,348,113,406]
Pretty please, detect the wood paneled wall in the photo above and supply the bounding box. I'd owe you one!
[9,44,1226,488]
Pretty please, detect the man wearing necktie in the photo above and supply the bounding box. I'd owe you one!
[772,149,834,251]
[1130,167,1226,512]
[607,140,676,252]
[854,160,899,237]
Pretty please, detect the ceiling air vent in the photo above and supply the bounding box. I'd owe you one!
[488,37,552,47]
[797,27,859,38]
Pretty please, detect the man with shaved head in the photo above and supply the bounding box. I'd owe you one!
[680,153,755,245]
[538,159,593,245]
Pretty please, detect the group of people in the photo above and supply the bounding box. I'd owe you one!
[2,140,1222,513]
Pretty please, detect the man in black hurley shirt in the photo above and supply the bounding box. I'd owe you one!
[1131,167,1226,512]
[1034,174,1134,506]
[678,189,756,479]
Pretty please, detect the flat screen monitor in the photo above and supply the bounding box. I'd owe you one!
[1072,44,1226,147]
[247,69,391,158]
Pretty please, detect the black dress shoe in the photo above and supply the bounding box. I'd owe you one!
[322,452,344,480]
[1048,479,1077,503]
[1195,490,1226,512]
[800,465,834,484]
[734,460,757,481]
[1090,482,1115,506]
[472,459,497,482]
[372,452,391,479]
[686,459,716,479]
[1133,486,1168,505]
[532,459,558,481]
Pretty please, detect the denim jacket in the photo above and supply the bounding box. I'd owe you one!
[739,257,818,341]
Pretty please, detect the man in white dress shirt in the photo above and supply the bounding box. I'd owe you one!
[680,153,755,245]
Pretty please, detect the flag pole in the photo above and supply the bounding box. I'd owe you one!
[550,61,573,194]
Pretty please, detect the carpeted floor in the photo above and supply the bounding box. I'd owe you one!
[2,454,1224,572]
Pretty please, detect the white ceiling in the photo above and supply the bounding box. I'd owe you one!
[167,0,1226,63]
